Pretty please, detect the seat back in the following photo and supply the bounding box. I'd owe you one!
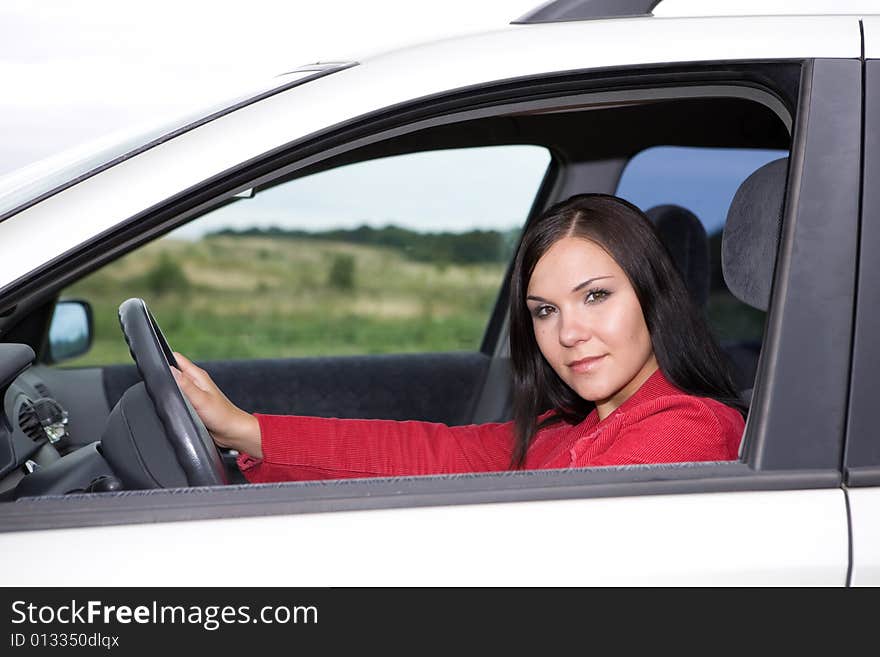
[721,157,788,407]
[722,158,788,312]
[646,203,710,310]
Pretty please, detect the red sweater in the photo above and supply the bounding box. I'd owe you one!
[237,368,744,482]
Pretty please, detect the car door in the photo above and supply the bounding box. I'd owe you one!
[0,15,861,584]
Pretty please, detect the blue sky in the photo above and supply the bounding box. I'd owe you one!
[171,145,787,239]
[170,146,552,238]
[617,146,788,235]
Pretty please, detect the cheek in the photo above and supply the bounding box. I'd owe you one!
[592,307,628,344]
[602,299,650,347]
[625,309,652,350]
[531,321,558,359]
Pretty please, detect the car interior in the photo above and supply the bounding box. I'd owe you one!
[0,84,792,500]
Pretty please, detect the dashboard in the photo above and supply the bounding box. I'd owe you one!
[0,350,120,500]
[0,351,244,499]
[1,368,72,497]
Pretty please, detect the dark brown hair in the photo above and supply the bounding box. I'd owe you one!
[508,193,745,468]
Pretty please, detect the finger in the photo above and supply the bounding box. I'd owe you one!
[171,366,211,408]
[173,352,215,393]
[173,351,199,373]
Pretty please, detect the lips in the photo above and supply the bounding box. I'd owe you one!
[568,355,606,373]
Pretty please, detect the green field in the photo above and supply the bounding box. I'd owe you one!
[59,232,764,368]
[62,235,508,367]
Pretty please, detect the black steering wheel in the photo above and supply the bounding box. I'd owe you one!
[118,298,228,486]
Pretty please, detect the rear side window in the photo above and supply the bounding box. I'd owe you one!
[616,145,788,388]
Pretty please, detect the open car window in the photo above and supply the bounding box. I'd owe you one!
[16,80,791,484]
[10,54,865,541]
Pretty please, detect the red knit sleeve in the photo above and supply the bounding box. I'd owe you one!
[237,414,516,483]
[578,396,744,467]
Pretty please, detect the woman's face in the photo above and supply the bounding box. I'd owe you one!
[526,236,658,419]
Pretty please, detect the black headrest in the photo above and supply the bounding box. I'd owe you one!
[646,204,710,309]
[722,158,788,311]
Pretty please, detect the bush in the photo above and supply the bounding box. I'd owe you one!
[144,253,190,296]
[327,254,356,290]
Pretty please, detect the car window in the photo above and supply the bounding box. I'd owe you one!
[58,145,551,365]
[6,53,843,540]
[616,145,788,390]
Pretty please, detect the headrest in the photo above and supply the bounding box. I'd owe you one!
[722,158,788,311]
[646,204,710,309]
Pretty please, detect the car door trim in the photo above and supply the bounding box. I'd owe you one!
[0,463,841,532]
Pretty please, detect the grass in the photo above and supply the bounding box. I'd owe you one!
[62,235,507,367]
[58,234,764,368]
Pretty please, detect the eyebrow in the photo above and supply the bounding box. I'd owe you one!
[526,276,614,303]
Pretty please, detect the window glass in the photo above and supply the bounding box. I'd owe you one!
[60,145,551,366]
[617,145,786,339]
[616,145,788,388]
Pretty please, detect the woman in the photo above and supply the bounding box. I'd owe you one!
[173,194,746,482]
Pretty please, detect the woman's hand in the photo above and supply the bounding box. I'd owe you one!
[171,352,263,459]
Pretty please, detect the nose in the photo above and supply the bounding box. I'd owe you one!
[557,309,591,348]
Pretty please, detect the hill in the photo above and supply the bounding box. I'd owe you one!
[63,234,509,366]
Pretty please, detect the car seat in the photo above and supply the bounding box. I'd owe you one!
[646,203,710,310]
[647,202,763,393]
[721,157,788,404]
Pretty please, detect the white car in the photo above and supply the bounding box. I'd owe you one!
[0,0,876,586]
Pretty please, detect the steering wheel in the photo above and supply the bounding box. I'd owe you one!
[117,298,228,486]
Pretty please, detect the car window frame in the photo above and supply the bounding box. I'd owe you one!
[0,58,859,532]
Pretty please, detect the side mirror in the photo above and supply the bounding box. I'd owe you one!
[46,300,94,364]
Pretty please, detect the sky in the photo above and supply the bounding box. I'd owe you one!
[0,0,866,234]
[3,0,872,176]
[0,0,536,176]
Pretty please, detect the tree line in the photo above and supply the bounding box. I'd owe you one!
[209,225,520,265]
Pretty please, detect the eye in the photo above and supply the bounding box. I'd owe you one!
[531,304,556,319]
[585,288,611,304]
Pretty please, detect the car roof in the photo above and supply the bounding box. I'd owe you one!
[513,0,880,23]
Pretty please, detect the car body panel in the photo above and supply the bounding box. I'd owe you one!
[0,488,848,585]
[848,488,880,585]
[0,15,860,292]
[859,15,880,57]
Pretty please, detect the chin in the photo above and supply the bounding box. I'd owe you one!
[570,381,616,404]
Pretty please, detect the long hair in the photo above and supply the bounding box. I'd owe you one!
[508,194,746,469]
